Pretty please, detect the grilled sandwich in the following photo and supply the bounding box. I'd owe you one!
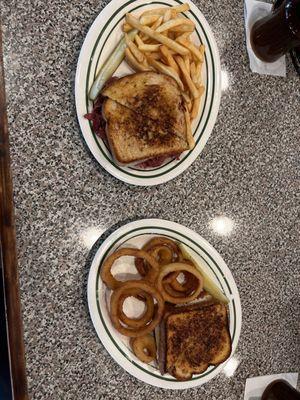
[159,302,232,380]
[101,72,194,165]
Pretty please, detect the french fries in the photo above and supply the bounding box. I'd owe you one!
[126,14,189,56]
[176,37,204,62]
[190,61,197,82]
[123,23,133,32]
[147,55,184,91]
[121,4,206,122]
[155,18,194,33]
[184,109,195,149]
[159,45,179,74]
[183,54,190,75]
[169,25,194,33]
[125,48,150,72]
[182,92,192,112]
[139,15,160,25]
[141,3,189,17]
[190,86,205,119]
[195,61,203,84]
[125,34,145,63]
[139,43,161,52]
[163,9,171,22]
[150,16,163,30]
[135,33,144,47]
[175,55,199,99]
[176,32,191,41]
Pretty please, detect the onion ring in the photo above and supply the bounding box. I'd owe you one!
[169,260,198,292]
[117,288,155,329]
[130,334,157,363]
[135,237,182,277]
[100,248,159,290]
[148,246,173,265]
[156,262,203,304]
[110,280,165,337]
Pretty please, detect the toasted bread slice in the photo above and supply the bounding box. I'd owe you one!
[101,72,194,164]
[102,71,181,120]
[102,98,189,164]
[165,303,232,380]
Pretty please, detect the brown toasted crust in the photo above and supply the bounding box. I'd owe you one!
[101,72,192,164]
[166,303,232,380]
[103,98,188,164]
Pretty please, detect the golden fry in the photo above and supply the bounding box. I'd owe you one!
[141,3,190,17]
[123,23,133,32]
[163,9,171,22]
[156,18,194,33]
[139,43,161,52]
[140,16,163,42]
[195,61,203,84]
[140,15,160,25]
[177,37,203,62]
[175,55,199,99]
[199,44,205,57]
[170,9,177,19]
[146,55,184,90]
[126,14,189,55]
[190,86,204,119]
[176,32,191,40]
[190,61,197,82]
[173,3,190,13]
[135,34,144,47]
[190,98,200,119]
[184,108,195,149]
[159,45,179,74]
[125,34,145,63]
[183,54,190,75]
[125,48,150,72]
[182,92,192,112]
[150,15,163,30]
[169,25,194,33]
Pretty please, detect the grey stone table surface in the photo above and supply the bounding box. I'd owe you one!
[1,0,299,398]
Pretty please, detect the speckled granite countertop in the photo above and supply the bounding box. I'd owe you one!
[1,0,300,398]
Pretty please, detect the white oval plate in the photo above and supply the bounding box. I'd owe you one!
[87,219,241,389]
[75,0,221,186]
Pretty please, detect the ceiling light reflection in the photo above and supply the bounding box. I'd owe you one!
[221,70,229,91]
[210,216,235,236]
[80,226,104,249]
[222,356,240,377]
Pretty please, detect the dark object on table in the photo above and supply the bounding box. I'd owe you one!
[250,0,300,63]
[0,24,29,400]
[0,251,13,400]
[273,0,300,75]
[262,379,300,400]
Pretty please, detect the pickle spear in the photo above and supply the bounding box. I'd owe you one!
[179,243,229,304]
[89,29,138,101]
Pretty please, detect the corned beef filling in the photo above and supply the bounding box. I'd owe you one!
[136,153,180,168]
[84,94,107,142]
[84,78,181,168]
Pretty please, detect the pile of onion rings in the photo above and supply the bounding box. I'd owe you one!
[100,237,204,364]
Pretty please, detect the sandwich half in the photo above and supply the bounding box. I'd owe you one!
[159,302,232,380]
[101,72,194,165]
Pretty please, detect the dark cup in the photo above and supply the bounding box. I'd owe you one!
[261,379,300,400]
[250,0,300,62]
